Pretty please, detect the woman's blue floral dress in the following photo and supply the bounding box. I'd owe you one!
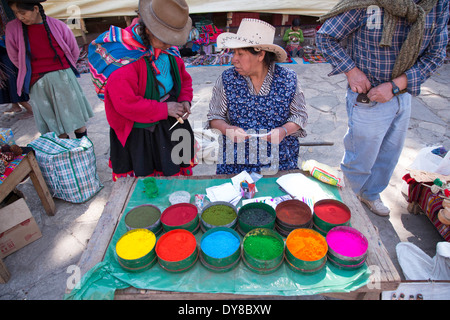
[217,64,300,174]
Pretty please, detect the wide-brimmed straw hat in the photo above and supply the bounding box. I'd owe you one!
[139,0,192,46]
[216,18,287,62]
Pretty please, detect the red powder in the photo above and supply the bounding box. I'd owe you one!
[314,201,350,224]
[156,230,197,261]
[161,203,198,226]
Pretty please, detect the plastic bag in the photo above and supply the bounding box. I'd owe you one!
[28,132,103,203]
[301,159,344,187]
[436,150,450,175]
[193,128,219,164]
[408,146,447,173]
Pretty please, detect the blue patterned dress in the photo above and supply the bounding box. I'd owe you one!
[216,65,300,174]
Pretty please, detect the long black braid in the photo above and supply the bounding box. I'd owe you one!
[137,19,167,96]
[37,3,64,67]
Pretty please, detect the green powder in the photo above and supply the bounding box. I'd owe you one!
[125,206,160,228]
[142,177,158,198]
[244,235,283,260]
[202,205,237,226]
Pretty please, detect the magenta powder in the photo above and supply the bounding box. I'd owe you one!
[326,229,368,257]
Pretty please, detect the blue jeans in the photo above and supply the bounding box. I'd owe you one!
[341,89,411,201]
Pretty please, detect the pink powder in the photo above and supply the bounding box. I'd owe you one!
[326,229,368,257]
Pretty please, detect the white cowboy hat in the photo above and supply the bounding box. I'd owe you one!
[216,18,287,62]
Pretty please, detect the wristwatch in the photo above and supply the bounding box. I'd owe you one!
[390,81,400,95]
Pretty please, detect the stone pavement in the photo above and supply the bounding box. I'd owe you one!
[0,58,448,300]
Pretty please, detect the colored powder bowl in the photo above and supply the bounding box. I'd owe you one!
[238,203,276,235]
[201,201,238,231]
[285,228,328,274]
[326,226,368,270]
[242,228,285,274]
[124,204,162,235]
[155,229,198,273]
[275,200,312,236]
[115,229,157,273]
[199,227,241,272]
[161,203,200,234]
[313,199,351,235]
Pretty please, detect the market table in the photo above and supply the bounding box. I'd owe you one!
[0,151,55,216]
[71,172,400,300]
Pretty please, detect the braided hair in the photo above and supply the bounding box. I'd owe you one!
[8,1,64,67]
[137,19,167,96]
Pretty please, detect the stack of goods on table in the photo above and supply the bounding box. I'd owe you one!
[76,44,90,74]
[0,128,28,179]
[302,45,327,64]
[183,49,232,67]
[113,173,369,275]
[181,23,231,67]
[0,143,23,175]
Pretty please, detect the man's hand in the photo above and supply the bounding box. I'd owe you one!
[367,82,394,103]
[345,67,371,94]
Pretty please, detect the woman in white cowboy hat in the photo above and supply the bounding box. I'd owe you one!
[90,0,197,180]
[207,18,308,174]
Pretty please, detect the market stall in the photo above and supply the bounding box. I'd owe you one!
[66,171,400,300]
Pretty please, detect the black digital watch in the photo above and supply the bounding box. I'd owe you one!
[390,81,400,95]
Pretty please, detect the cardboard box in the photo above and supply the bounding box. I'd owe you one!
[0,198,42,259]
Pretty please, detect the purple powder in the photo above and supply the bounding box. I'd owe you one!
[327,229,368,257]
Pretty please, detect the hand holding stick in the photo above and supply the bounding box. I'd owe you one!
[169,97,203,130]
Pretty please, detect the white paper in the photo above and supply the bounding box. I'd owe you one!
[205,182,242,206]
[246,132,271,138]
[276,173,334,205]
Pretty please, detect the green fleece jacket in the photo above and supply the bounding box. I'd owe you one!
[283,28,304,45]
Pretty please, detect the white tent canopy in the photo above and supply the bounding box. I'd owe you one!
[42,0,338,20]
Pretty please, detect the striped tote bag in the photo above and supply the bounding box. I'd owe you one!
[28,132,103,203]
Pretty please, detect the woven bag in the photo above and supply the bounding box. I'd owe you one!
[28,132,103,203]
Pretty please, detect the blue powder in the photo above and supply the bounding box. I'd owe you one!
[201,231,240,259]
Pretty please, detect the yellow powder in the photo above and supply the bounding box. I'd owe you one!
[116,229,156,260]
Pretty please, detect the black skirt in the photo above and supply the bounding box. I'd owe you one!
[109,117,196,180]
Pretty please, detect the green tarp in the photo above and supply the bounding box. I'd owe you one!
[65,176,370,300]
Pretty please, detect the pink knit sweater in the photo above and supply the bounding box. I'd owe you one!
[5,17,80,96]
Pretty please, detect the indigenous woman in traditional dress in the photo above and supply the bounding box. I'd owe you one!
[89,0,196,181]
[207,19,308,174]
[5,0,93,138]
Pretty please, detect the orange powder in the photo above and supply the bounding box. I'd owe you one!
[286,229,327,261]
